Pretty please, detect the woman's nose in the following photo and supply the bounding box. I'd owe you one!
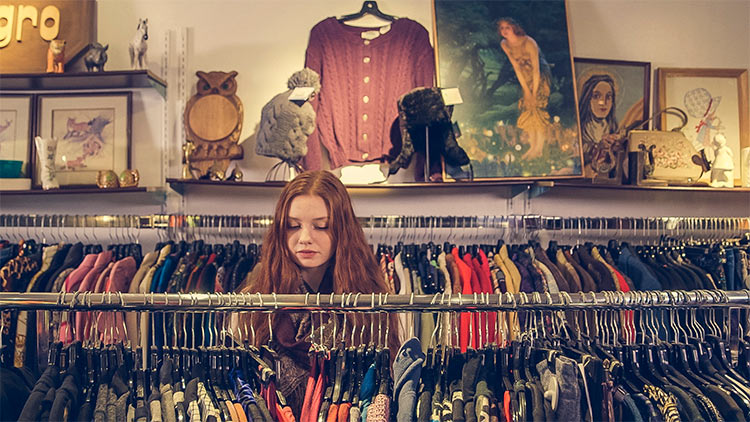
[298,226,313,243]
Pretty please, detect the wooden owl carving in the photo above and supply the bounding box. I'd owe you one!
[184,70,244,178]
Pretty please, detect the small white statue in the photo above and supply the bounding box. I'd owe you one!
[710,133,734,188]
[128,18,148,70]
[34,136,60,190]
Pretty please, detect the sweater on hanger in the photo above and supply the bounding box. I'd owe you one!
[302,17,435,170]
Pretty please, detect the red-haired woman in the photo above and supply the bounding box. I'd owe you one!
[238,170,397,418]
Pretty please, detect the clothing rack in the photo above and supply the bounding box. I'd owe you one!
[2,214,749,235]
[0,290,748,312]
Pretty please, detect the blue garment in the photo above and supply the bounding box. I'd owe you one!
[358,362,377,422]
[156,255,177,293]
[725,248,736,290]
[618,247,662,290]
[233,374,256,422]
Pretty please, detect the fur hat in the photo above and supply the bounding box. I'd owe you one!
[255,68,321,162]
[389,87,470,175]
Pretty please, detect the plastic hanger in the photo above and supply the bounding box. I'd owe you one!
[338,1,396,23]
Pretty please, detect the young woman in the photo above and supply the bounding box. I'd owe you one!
[578,74,622,175]
[497,17,552,160]
[238,170,397,417]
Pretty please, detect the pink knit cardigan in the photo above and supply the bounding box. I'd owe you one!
[302,17,435,170]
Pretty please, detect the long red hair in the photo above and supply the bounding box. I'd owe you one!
[239,171,398,351]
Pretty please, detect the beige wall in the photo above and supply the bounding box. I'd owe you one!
[7,0,747,223]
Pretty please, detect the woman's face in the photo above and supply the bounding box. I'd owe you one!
[498,21,514,39]
[590,81,614,119]
[286,194,334,271]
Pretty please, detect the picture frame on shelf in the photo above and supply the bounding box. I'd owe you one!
[433,0,583,181]
[657,68,749,186]
[34,92,132,188]
[574,58,651,182]
[0,94,34,177]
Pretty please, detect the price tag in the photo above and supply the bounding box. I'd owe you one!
[441,87,463,105]
[289,87,315,101]
[361,30,381,40]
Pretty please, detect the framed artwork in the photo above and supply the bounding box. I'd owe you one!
[433,0,582,181]
[574,58,651,178]
[34,92,132,187]
[0,95,33,177]
[657,68,749,185]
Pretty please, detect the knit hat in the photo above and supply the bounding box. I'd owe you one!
[388,87,470,175]
[393,337,425,422]
[256,68,321,163]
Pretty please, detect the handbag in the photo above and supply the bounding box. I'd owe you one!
[627,107,709,185]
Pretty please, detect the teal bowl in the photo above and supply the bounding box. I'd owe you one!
[0,160,23,178]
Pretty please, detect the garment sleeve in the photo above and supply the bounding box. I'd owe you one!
[410,24,436,88]
[302,22,325,170]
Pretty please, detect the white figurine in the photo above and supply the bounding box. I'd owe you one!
[710,133,734,188]
[128,18,148,70]
[34,136,60,190]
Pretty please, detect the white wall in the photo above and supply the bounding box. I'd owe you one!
[4,0,748,222]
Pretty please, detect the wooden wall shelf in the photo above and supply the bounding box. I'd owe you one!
[0,70,167,97]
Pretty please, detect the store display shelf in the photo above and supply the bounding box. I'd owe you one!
[0,70,167,97]
[0,186,149,196]
[166,178,550,196]
[554,181,750,193]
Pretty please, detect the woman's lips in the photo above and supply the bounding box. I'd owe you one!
[297,250,318,259]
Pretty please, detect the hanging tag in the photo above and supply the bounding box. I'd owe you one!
[441,87,463,105]
[289,87,315,102]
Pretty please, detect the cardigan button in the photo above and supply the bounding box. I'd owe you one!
[364,76,370,83]
[362,114,368,122]
[362,153,369,159]
[363,57,371,64]
[363,96,369,104]
[362,134,368,141]
[364,40,370,45]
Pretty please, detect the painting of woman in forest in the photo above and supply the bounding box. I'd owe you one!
[497,17,551,160]
[433,0,582,180]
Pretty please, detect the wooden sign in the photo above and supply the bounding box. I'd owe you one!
[0,0,96,73]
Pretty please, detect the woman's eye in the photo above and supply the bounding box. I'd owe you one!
[314,225,329,230]
[287,225,300,230]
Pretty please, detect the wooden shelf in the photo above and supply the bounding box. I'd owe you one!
[0,70,166,97]
[166,178,750,200]
[166,178,543,195]
[0,186,149,196]
[554,181,750,193]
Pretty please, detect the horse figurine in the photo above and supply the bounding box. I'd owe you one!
[128,18,148,70]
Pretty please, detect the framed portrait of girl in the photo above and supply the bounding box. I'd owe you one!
[574,58,651,180]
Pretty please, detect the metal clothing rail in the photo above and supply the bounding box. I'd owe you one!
[2,214,749,234]
[0,290,748,312]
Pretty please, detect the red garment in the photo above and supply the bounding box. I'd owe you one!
[337,402,351,422]
[277,402,297,422]
[610,266,635,343]
[327,404,339,422]
[308,355,327,422]
[302,17,435,170]
[300,354,318,422]
[264,381,278,421]
[464,254,482,350]
[452,248,473,353]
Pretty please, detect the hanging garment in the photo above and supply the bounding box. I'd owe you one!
[302,17,435,170]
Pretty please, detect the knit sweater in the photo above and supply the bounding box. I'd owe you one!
[302,17,435,170]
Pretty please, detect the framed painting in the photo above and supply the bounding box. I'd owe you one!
[574,58,651,179]
[34,92,132,187]
[657,68,749,186]
[0,94,33,177]
[433,0,582,181]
